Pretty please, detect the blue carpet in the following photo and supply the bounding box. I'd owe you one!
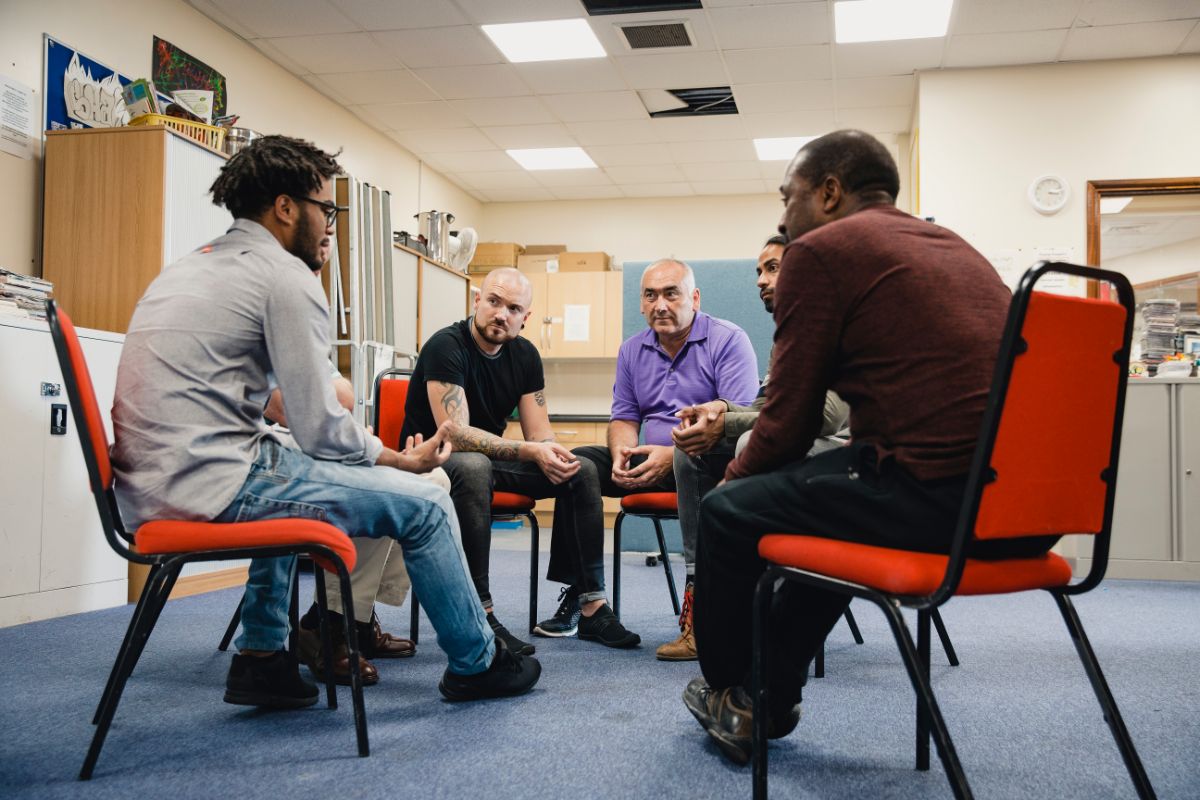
[0,549,1197,799]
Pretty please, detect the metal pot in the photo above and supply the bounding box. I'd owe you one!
[414,210,455,263]
[223,127,261,157]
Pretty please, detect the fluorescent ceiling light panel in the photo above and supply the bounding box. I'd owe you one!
[507,147,598,170]
[481,19,606,63]
[1100,196,1134,215]
[754,136,816,162]
[834,0,954,44]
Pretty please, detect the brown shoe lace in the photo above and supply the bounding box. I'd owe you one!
[678,584,694,635]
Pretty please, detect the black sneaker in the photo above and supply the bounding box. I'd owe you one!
[438,637,542,702]
[577,603,641,649]
[224,650,319,709]
[487,611,535,656]
[533,585,581,638]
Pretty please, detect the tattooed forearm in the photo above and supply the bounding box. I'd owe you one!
[533,390,546,407]
[453,425,523,460]
[436,382,469,425]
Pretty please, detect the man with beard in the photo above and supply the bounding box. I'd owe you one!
[110,135,540,708]
[400,268,641,651]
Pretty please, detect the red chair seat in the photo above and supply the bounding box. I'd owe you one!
[491,491,536,512]
[135,518,358,574]
[758,534,1072,597]
[620,492,678,514]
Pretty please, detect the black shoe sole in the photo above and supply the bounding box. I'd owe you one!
[531,624,578,638]
[578,630,641,649]
[223,689,319,709]
[437,661,542,703]
[682,692,752,766]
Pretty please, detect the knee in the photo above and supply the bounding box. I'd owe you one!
[449,452,493,493]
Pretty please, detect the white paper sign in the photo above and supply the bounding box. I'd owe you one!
[563,304,590,342]
[0,74,34,159]
[1031,246,1085,296]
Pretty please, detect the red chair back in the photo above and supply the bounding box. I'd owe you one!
[46,301,114,494]
[373,368,412,451]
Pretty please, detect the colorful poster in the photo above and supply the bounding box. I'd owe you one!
[44,36,130,131]
[152,36,227,118]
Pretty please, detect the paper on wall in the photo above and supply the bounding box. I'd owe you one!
[0,74,34,159]
[1031,246,1085,296]
[563,304,590,342]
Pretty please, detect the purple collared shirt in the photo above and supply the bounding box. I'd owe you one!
[611,311,760,445]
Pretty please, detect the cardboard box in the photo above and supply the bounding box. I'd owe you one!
[557,251,611,271]
[469,242,524,272]
[517,253,561,273]
[523,244,567,256]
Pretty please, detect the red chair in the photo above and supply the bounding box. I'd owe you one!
[46,301,369,779]
[611,492,683,619]
[372,368,542,638]
[748,263,1154,799]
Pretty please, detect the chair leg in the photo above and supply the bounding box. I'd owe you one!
[526,512,540,634]
[652,517,681,616]
[81,562,180,780]
[336,567,369,758]
[751,571,774,800]
[288,557,300,657]
[844,606,865,645]
[313,571,339,710]
[931,607,959,667]
[916,610,932,771]
[409,593,420,645]
[218,597,243,652]
[612,512,624,619]
[93,562,163,725]
[877,600,972,800]
[1052,592,1155,800]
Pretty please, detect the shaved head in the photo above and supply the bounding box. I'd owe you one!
[472,267,534,352]
[480,267,532,307]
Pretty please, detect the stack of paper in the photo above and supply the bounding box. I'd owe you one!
[0,269,53,320]
[1140,298,1180,373]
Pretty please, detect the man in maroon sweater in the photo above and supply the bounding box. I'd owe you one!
[683,129,1056,765]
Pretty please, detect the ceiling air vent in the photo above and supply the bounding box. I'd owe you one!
[581,0,702,15]
[642,86,738,118]
[618,21,693,50]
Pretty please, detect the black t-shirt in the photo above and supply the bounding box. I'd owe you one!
[399,318,544,444]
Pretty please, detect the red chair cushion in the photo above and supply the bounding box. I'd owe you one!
[758,534,1072,597]
[620,492,678,514]
[492,491,536,512]
[135,518,357,574]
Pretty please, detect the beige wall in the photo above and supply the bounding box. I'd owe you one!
[0,0,481,276]
[916,56,1200,274]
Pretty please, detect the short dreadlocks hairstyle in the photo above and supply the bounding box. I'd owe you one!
[210,135,342,220]
[793,129,899,202]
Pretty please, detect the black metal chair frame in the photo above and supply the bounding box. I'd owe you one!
[47,301,368,780]
[748,263,1154,800]
[612,504,681,619]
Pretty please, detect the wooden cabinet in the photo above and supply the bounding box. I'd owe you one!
[478,271,622,359]
[42,126,232,333]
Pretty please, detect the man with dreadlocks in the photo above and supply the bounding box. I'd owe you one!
[110,135,541,708]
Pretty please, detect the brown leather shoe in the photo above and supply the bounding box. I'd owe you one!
[297,625,379,687]
[656,581,697,661]
[361,612,416,659]
[682,677,801,765]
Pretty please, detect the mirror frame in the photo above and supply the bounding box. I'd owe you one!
[1086,177,1200,267]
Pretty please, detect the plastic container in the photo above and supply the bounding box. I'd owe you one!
[128,113,227,151]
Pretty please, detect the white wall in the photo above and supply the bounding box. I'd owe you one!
[1107,236,1200,285]
[0,0,481,276]
[916,56,1200,275]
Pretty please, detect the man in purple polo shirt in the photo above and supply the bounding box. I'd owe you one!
[532,258,760,638]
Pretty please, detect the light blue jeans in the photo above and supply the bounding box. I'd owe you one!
[217,438,495,676]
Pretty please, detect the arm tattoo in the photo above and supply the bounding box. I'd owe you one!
[534,390,546,407]
[436,382,469,425]
[456,426,522,460]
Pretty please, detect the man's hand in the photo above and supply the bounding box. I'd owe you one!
[671,400,726,457]
[612,444,674,490]
[528,441,581,484]
[394,421,453,473]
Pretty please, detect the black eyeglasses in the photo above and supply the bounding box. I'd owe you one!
[293,195,347,226]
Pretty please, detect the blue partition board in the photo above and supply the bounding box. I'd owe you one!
[617,259,772,552]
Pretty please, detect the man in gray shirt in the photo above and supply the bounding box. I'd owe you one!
[110,135,540,706]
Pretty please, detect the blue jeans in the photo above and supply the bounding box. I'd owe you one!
[218,438,495,676]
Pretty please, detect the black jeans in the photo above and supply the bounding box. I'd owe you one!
[693,442,1058,712]
[441,452,607,607]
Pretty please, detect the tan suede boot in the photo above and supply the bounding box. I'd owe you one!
[655,581,697,661]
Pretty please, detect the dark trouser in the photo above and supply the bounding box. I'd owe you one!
[693,441,1058,714]
[442,451,607,607]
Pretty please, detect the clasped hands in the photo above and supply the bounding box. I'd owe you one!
[671,400,726,457]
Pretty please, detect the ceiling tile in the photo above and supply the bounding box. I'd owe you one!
[186,0,259,39]
[422,150,520,173]
[945,29,1068,68]
[513,60,627,94]
[300,74,350,104]
[1182,21,1200,52]
[482,123,579,149]
[390,127,497,153]
[451,96,557,127]
[248,38,310,75]
[481,186,558,202]
[701,0,802,5]
[708,3,830,50]
[667,139,758,163]
[680,161,762,182]
[372,26,503,69]
[346,104,390,132]
[265,32,402,74]
[613,52,729,90]
[542,91,648,123]
[586,142,674,166]
[531,169,612,188]
[740,110,836,138]
[621,183,695,197]
[566,119,662,145]
[452,0,582,24]
[689,179,771,195]
[1061,20,1196,60]
[951,0,1085,35]
[314,70,439,104]
[1078,0,1200,26]
[836,76,915,109]
[759,161,792,182]
[208,0,358,38]
[366,101,471,131]
[552,185,625,200]
[604,164,688,184]
[834,105,913,134]
[650,115,746,143]
[330,0,469,30]
[833,39,946,79]
[411,65,533,99]
[723,46,831,83]
[732,81,833,115]
[456,170,541,190]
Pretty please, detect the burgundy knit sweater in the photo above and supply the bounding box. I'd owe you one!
[726,204,1012,483]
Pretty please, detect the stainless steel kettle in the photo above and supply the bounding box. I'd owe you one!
[414,210,455,264]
